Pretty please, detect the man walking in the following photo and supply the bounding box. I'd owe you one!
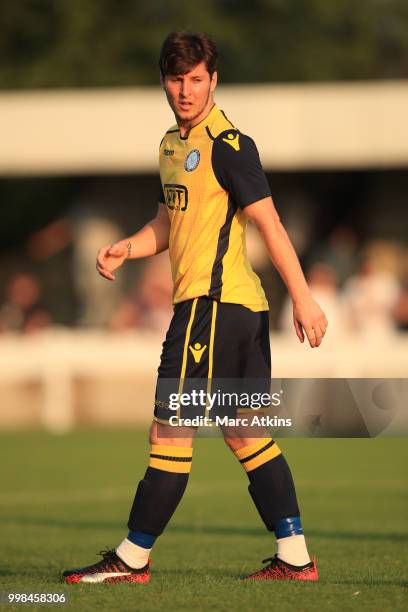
[63,31,327,584]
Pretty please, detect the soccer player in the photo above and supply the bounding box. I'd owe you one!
[63,31,327,584]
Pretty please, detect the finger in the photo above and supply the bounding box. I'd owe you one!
[96,265,115,281]
[97,255,108,269]
[103,271,115,281]
[97,246,111,266]
[313,325,323,347]
[305,327,317,348]
[319,321,327,337]
[96,262,107,274]
[99,245,111,257]
[294,318,304,343]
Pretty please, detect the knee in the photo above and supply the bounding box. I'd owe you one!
[222,414,270,453]
[224,435,258,452]
[149,420,194,447]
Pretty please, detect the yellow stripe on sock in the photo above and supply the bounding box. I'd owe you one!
[243,443,281,472]
[149,457,192,473]
[234,438,273,461]
[149,444,193,473]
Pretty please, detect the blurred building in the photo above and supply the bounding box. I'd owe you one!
[0,83,407,429]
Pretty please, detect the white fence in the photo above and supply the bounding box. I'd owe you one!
[0,329,406,431]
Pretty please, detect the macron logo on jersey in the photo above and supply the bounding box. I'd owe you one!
[222,132,240,151]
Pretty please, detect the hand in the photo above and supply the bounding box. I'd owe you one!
[293,295,328,348]
[96,242,128,281]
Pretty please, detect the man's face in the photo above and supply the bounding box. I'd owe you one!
[162,61,217,123]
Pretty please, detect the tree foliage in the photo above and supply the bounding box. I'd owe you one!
[1,0,408,88]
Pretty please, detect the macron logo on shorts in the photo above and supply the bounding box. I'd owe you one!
[189,342,207,363]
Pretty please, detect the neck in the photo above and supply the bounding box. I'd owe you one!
[178,100,215,138]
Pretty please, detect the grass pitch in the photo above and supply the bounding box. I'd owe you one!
[0,431,407,611]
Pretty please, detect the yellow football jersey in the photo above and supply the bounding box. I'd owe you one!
[159,104,270,312]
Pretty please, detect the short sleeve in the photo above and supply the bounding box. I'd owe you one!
[211,129,271,208]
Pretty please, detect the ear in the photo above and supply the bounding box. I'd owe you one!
[210,70,218,93]
[159,73,165,89]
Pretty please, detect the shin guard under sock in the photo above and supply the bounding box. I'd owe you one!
[234,438,300,532]
[127,444,193,536]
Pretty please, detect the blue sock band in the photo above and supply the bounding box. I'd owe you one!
[127,530,157,549]
[274,516,303,539]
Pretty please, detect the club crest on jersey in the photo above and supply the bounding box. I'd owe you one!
[184,149,200,172]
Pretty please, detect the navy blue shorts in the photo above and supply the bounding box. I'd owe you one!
[154,297,270,423]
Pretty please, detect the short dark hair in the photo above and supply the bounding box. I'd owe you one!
[159,31,218,77]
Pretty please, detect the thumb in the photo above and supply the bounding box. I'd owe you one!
[108,243,125,257]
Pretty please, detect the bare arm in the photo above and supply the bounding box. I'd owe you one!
[244,196,328,347]
[96,203,170,281]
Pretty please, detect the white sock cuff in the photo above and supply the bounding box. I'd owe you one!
[276,534,311,567]
[116,537,151,569]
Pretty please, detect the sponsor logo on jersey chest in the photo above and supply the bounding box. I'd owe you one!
[164,184,188,211]
[184,149,200,172]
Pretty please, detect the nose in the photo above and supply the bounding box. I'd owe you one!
[180,79,192,98]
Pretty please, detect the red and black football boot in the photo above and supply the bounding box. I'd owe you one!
[63,549,151,584]
[242,554,319,581]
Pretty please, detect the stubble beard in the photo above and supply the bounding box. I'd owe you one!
[174,88,212,127]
